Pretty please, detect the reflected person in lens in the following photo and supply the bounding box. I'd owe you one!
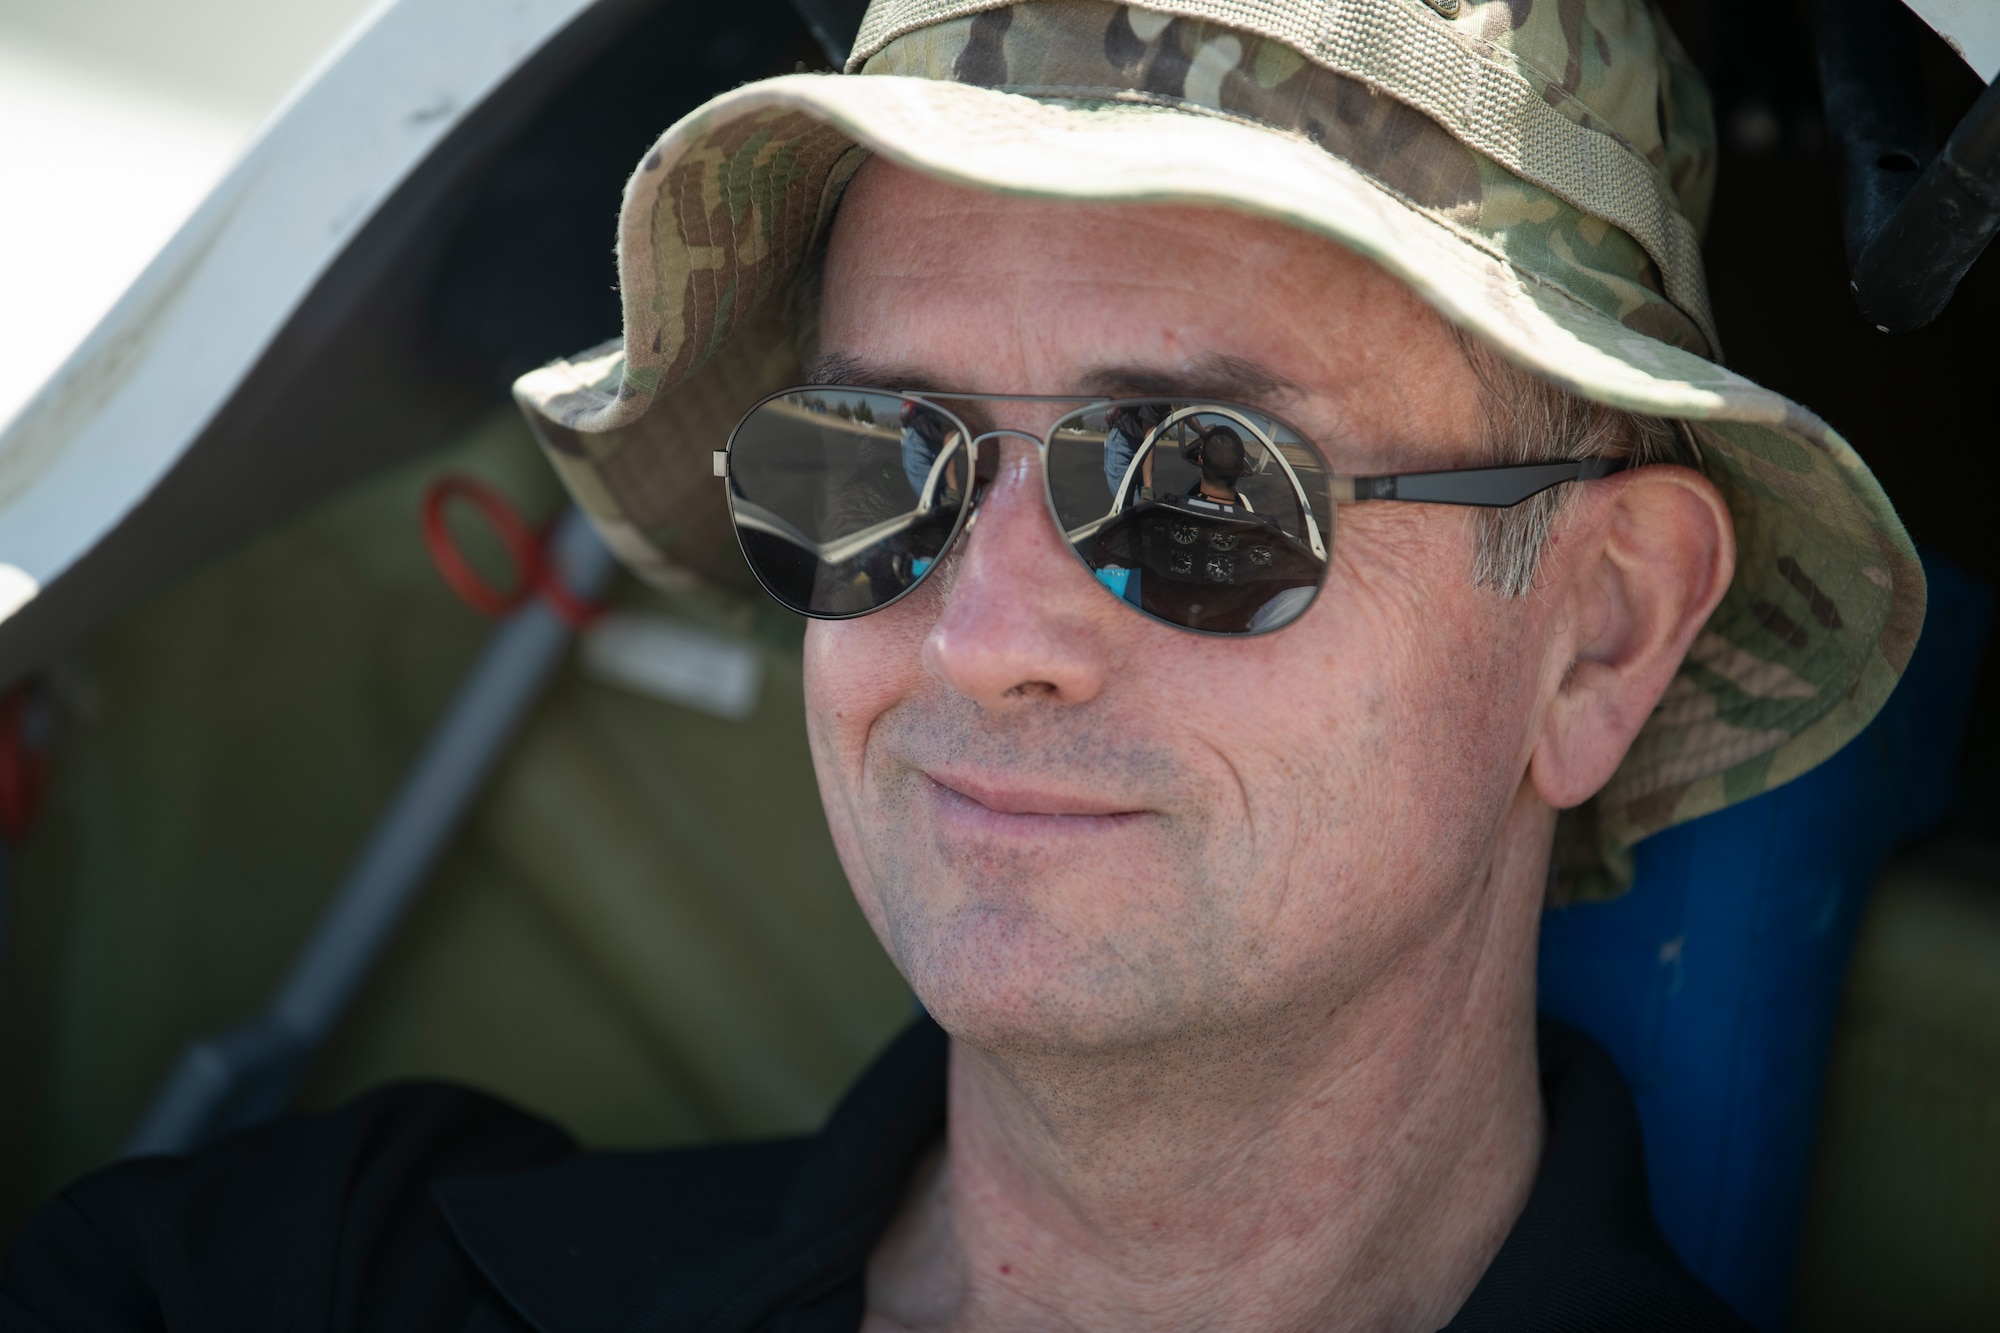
[1186,422,1248,504]
[900,396,959,500]
[1101,400,1163,499]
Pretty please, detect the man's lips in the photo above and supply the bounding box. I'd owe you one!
[922,770,1151,829]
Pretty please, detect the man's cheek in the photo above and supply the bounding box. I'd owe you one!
[803,622,886,777]
[804,624,890,912]
[1391,615,1540,878]
[802,703,914,972]
[1310,576,1529,883]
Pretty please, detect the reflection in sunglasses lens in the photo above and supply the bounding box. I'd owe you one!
[726,390,970,616]
[726,394,1331,634]
[1047,404,1331,634]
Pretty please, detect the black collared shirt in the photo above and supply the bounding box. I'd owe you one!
[0,1019,1747,1332]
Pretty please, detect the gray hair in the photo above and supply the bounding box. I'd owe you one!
[1455,331,1700,598]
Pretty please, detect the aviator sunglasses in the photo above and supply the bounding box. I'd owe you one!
[715,388,1630,637]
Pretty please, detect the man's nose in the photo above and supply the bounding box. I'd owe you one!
[921,440,1110,708]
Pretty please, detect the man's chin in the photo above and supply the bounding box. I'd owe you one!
[893,904,1202,1057]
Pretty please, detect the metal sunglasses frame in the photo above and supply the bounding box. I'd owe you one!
[713,387,1632,633]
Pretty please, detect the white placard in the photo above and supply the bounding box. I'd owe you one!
[578,613,764,721]
[1904,0,2000,81]
[0,0,599,617]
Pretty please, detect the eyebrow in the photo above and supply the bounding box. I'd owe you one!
[1075,354,1304,405]
[800,351,1304,406]
[800,352,926,391]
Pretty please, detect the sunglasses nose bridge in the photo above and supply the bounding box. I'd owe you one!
[964,427,1052,481]
[968,427,1046,449]
[959,428,1049,501]
[944,428,1052,547]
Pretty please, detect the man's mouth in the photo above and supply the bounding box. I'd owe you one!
[922,770,1151,834]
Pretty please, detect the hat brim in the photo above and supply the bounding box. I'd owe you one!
[516,73,1923,899]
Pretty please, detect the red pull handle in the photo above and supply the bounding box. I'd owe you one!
[420,476,604,629]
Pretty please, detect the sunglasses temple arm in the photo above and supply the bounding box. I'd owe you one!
[1336,457,1630,508]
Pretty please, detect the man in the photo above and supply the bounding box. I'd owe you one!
[1184,423,1248,501]
[1099,400,1163,498]
[1,2,1921,1330]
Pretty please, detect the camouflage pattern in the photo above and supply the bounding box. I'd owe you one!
[857,0,1720,355]
[513,0,1924,900]
[862,1,1715,356]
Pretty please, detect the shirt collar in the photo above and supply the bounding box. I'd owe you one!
[438,1017,1737,1332]
[437,1017,946,1333]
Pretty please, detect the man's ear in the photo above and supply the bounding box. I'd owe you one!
[1529,467,1735,811]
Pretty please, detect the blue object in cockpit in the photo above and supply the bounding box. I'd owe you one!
[1537,547,1990,1332]
[914,560,1130,600]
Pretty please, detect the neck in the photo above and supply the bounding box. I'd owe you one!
[865,793,1553,1333]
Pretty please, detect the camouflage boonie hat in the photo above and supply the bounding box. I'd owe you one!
[515,0,1924,898]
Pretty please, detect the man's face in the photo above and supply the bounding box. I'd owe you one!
[805,160,1568,1055]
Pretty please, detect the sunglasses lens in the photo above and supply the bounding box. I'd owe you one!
[1048,404,1331,634]
[726,390,972,617]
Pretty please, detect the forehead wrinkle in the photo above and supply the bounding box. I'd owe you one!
[804,350,1306,406]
